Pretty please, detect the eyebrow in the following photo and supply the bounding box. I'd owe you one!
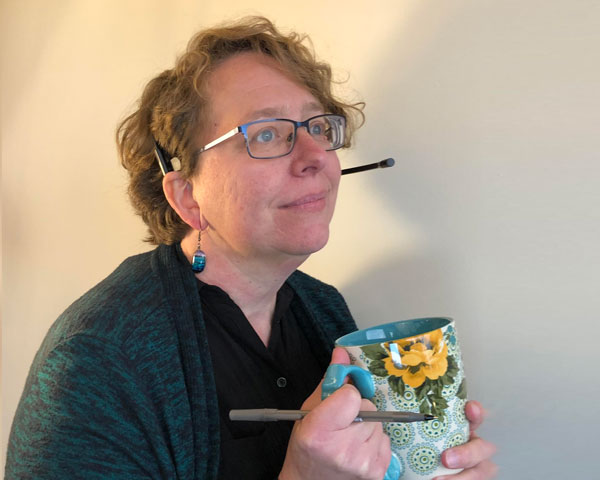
[242,102,324,123]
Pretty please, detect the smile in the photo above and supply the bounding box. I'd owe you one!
[280,192,328,210]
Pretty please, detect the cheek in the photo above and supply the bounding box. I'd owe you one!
[197,166,273,224]
[327,156,342,193]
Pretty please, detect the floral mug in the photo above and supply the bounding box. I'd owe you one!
[322,317,469,480]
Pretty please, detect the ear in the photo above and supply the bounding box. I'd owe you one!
[162,171,202,231]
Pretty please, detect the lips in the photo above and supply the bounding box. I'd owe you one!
[280,192,327,209]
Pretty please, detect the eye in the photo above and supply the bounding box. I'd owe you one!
[254,127,277,143]
[309,122,325,136]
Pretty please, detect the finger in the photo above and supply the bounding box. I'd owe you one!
[359,422,392,480]
[359,398,378,412]
[464,400,487,431]
[336,403,390,479]
[344,399,382,443]
[331,346,350,365]
[434,459,499,480]
[441,437,497,470]
[377,434,393,479]
[303,384,362,431]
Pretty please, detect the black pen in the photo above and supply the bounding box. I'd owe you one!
[229,408,435,423]
[341,158,395,175]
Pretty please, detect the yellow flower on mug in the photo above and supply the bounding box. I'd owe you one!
[383,329,449,388]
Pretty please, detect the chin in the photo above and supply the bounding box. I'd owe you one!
[285,229,330,257]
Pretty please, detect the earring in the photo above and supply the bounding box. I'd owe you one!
[191,230,206,273]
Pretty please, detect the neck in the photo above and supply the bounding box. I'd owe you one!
[181,231,307,345]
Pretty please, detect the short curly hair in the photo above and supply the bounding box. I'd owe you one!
[116,16,364,245]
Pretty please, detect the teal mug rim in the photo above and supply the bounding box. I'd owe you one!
[335,317,453,347]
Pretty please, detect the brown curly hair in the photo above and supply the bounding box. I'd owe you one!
[117,16,364,245]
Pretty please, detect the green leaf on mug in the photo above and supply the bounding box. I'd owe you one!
[388,376,405,396]
[431,395,449,410]
[368,359,389,378]
[426,398,447,420]
[446,356,459,379]
[431,380,443,396]
[433,408,446,422]
[360,344,388,361]
[415,383,430,401]
[419,400,432,415]
[457,378,468,400]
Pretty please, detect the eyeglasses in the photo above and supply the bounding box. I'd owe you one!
[198,113,346,159]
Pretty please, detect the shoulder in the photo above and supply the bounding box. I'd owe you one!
[58,250,163,338]
[38,245,183,364]
[7,245,196,478]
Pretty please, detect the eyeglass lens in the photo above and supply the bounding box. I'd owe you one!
[245,115,345,159]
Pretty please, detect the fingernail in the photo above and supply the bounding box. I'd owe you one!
[445,450,460,469]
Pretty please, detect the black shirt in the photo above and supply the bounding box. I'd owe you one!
[199,280,324,479]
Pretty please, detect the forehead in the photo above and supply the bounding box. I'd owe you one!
[205,52,323,128]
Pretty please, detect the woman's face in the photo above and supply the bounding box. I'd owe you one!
[191,52,341,265]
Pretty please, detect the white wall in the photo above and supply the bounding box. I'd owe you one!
[2,1,599,478]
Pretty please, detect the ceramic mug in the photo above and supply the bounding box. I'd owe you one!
[322,317,469,480]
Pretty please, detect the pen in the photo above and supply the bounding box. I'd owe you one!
[229,408,435,423]
[341,158,395,175]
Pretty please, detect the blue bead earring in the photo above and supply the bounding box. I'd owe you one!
[191,230,206,273]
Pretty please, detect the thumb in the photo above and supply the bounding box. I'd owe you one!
[301,348,351,411]
[330,346,350,365]
[303,384,362,432]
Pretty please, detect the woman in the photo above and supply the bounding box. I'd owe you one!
[6,17,496,480]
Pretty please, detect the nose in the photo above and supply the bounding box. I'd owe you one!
[289,128,327,176]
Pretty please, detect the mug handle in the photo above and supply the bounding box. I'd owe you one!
[322,364,403,480]
[322,364,375,399]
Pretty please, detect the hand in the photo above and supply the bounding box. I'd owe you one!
[434,401,498,479]
[279,348,392,480]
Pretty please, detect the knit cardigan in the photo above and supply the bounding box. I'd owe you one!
[6,244,357,479]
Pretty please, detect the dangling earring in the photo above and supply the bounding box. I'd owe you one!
[191,230,206,273]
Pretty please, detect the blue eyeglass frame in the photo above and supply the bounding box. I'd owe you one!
[197,113,346,159]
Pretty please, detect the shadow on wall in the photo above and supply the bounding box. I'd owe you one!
[336,0,579,343]
[337,5,481,345]
[341,253,466,329]
[336,2,600,478]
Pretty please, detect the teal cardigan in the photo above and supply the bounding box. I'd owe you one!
[6,244,357,479]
